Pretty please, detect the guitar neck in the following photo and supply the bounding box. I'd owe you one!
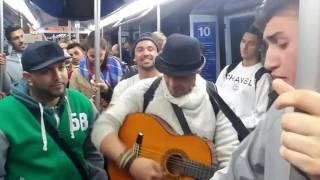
[180,159,216,180]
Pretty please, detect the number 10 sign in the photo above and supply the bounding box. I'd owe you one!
[190,15,220,82]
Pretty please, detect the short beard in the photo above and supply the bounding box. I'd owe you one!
[140,65,156,71]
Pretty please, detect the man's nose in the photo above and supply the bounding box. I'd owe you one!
[264,48,279,71]
[19,36,24,43]
[53,68,62,79]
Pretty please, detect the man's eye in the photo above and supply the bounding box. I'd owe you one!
[58,66,65,71]
[278,42,288,49]
[276,39,288,49]
[39,69,50,74]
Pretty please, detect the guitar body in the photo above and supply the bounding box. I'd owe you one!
[108,113,216,180]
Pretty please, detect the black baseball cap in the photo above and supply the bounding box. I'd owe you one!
[22,41,70,71]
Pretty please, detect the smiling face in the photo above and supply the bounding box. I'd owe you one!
[264,9,299,86]
[134,40,158,71]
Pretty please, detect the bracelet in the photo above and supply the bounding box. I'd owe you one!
[118,149,136,169]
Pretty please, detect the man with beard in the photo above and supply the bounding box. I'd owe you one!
[4,25,27,90]
[0,41,108,180]
[109,35,161,106]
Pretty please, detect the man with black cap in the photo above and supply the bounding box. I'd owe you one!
[216,25,272,130]
[109,34,161,106]
[92,33,239,179]
[0,41,107,180]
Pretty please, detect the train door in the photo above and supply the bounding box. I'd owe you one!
[224,12,255,66]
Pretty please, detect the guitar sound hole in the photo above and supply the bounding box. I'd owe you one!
[166,154,184,176]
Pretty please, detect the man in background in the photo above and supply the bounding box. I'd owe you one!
[216,25,271,130]
[4,25,27,91]
[66,42,85,79]
[109,35,161,105]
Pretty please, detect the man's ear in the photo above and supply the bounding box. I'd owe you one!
[23,72,33,86]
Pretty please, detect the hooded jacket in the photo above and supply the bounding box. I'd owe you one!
[0,80,107,180]
[211,106,309,180]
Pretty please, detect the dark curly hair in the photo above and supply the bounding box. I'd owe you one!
[246,25,263,42]
[5,25,22,42]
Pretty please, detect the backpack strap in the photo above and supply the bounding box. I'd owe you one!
[206,83,220,116]
[143,77,162,112]
[267,90,279,109]
[254,67,270,90]
[143,77,193,135]
[206,81,249,141]
[225,63,237,78]
[143,77,250,141]
[171,103,193,135]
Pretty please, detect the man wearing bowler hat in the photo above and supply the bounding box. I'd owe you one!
[0,41,108,180]
[92,33,239,179]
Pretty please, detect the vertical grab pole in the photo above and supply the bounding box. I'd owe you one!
[94,0,101,110]
[118,26,122,61]
[295,0,320,91]
[68,20,72,41]
[156,1,161,32]
[0,0,5,91]
[20,15,23,28]
[75,21,80,43]
[289,1,320,179]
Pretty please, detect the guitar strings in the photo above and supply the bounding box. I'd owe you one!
[140,150,213,178]
[138,147,211,168]
[141,151,211,176]
[138,147,212,168]
[135,147,213,175]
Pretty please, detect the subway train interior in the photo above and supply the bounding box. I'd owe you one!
[0,0,320,179]
[1,0,272,81]
[1,0,318,83]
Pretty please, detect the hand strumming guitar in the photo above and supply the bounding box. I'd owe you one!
[129,157,163,180]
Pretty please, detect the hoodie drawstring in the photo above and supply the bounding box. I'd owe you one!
[38,103,48,151]
[65,96,75,139]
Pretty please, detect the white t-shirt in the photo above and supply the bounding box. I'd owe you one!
[216,62,271,129]
[110,74,141,105]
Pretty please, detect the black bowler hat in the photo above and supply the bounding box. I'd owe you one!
[22,41,70,71]
[155,33,204,76]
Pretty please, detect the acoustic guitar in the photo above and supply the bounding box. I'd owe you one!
[108,113,217,180]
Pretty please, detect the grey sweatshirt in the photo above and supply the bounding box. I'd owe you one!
[212,106,309,180]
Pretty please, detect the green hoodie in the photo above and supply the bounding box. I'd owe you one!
[0,80,107,180]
